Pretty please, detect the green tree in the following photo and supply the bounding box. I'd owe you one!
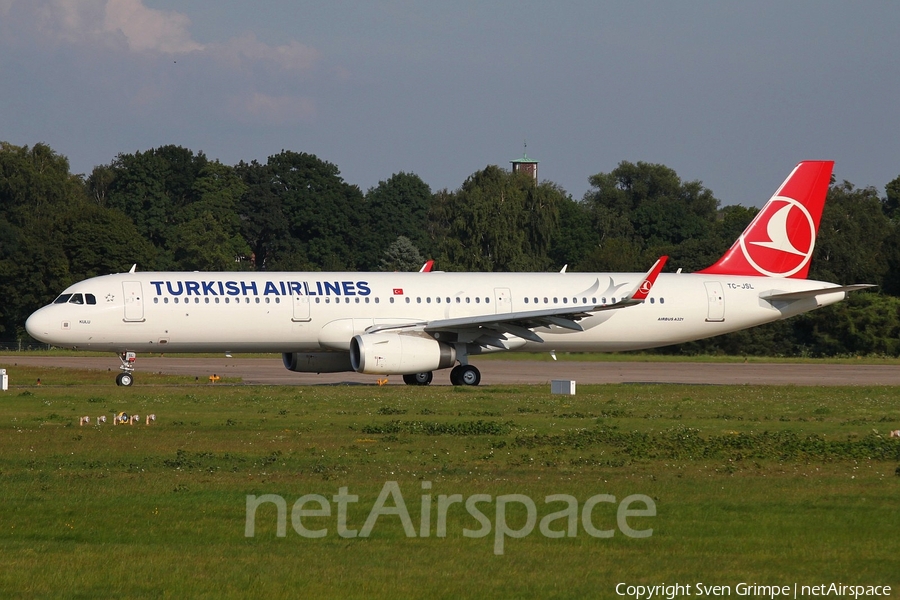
[379,235,425,272]
[810,181,892,287]
[101,146,209,253]
[361,172,432,269]
[430,166,564,272]
[237,151,364,271]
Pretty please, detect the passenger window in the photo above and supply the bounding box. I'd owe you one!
[563,298,568,304]
[390,297,395,303]
[206,298,210,304]
[475,297,480,303]
[660,298,665,304]
[54,294,72,304]
[524,298,529,304]
[164,298,169,304]
[154,298,159,304]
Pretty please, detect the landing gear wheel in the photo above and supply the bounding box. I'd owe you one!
[450,365,480,386]
[116,372,134,387]
[402,372,433,386]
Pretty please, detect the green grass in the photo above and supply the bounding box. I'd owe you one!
[1,373,899,598]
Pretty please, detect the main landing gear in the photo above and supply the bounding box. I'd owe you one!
[450,364,481,386]
[402,365,482,386]
[116,351,136,386]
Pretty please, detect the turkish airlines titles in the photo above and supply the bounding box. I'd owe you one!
[149,280,372,298]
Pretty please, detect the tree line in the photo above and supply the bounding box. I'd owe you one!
[2,141,900,356]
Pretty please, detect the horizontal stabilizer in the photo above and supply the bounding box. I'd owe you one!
[760,284,875,302]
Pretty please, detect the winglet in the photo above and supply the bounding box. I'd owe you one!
[419,260,434,273]
[628,256,668,301]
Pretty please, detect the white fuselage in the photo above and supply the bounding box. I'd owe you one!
[25,271,844,354]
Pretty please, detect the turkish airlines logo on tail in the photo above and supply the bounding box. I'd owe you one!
[639,280,653,294]
[739,196,816,277]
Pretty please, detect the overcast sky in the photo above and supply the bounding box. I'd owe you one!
[1,1,898,207]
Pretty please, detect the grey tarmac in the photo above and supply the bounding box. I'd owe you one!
[3,356,900,386]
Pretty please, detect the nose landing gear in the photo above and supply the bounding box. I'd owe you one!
[116,351,136,386]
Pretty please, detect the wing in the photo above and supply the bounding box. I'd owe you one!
[366,257,668,349]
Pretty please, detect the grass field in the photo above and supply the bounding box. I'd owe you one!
[1,364,898,598]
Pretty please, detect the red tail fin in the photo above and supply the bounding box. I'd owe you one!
[698,161,833,279]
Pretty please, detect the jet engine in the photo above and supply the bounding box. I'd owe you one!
[349,333,456,374]
[282,352,353,373]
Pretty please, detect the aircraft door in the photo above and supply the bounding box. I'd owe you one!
[293,294,311,322]
[494,288,512,314]
[123,281,144,322]
[704,281,725,322]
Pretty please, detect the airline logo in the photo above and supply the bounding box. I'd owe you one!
[697,161,832,280]
[738,196,815,278]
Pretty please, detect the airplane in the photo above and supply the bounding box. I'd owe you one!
[25,161,872,387]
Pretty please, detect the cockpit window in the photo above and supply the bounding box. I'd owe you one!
[52,293,96,305]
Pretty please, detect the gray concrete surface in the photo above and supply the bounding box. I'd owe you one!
[3,355,900,386]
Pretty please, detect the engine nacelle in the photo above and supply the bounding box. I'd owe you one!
[282,352,353,373]
[349,333,456,375]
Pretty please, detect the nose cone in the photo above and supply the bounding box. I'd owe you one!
[25,307,53,343]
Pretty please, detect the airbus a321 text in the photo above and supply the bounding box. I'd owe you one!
[26,161,871,387]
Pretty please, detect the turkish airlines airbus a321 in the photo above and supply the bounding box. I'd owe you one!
[26,161,871,387]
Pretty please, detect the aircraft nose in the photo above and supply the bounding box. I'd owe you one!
[25,307,53,343]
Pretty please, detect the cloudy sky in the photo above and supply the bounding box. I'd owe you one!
[1,1,898,206]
